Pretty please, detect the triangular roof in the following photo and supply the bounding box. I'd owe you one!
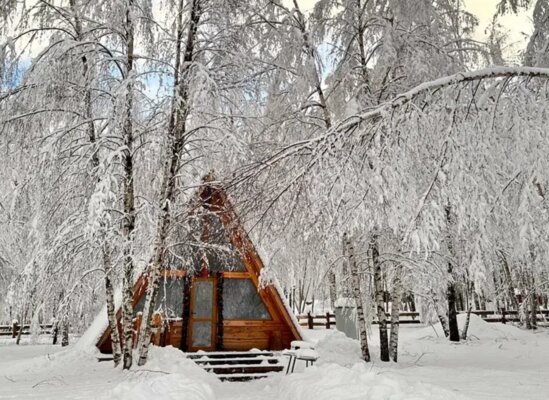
[94,177,301,353]
[195,177,302,337]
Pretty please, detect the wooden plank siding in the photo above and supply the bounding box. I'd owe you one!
[222,321,293,351]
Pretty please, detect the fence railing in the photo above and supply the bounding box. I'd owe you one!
[297,309,549,329]
[297,311,420,329]
[0,322,53,338]
[458,309,549,324]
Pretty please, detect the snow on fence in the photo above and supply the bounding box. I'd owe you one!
[297,311,421,329]
[298,309,549,329]
[460,309,549,324]
[0,322,53,338]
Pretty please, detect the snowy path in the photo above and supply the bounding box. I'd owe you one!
[2,317,548,400]
[0,344,121,400]
[376,319,549,400]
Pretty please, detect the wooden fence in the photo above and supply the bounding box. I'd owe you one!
[0,322,53,338]
[4,309,548,339]
[297,311,421,329]
[459,309,549,324]
[297,309,549,329]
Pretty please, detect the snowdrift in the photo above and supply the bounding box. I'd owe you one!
[263,363,469,400]
[408,313,524,342]
[314,330,363,367]
[110,347,218,400]
[455,313,522,340]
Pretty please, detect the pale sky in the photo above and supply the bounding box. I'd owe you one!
[463,0,533,43]
[294,0,534,54]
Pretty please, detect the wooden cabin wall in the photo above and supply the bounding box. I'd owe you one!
[222,321,294,351]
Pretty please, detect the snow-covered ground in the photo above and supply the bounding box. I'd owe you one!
[1,315,548,400]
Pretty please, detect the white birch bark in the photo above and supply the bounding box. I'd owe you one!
[432,291,450,337]
[103,242,121,365]
[372,235,389,361]
[61,316,69,347]
[389,263,403,362]
[347,236,370,362]
[69,0,122,366]
[121,0,137,370]
[498,251,519,311]
[529,272,538,329]
[328,270,337,311]
[136,0,202,366]
[445,204,460,342]
[341,233,351,298]
[460,283,473,340]
[292,0,332,130]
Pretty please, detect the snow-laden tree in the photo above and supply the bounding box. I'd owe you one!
[3,0,549,372]
[241,0,491,361]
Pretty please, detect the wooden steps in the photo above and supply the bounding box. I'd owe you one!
[187,351,284,381]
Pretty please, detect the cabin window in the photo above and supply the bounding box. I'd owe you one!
[156,278,185,318]
[192,321,212,347]
[223,279,270,320]
[133,278,184,319]
[193,280,213,318]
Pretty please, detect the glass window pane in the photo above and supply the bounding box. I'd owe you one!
[193,280,213,318]
[157,278,185,318]
[192,321,212,347]
[223,279,270,320]
[134,277,185,318]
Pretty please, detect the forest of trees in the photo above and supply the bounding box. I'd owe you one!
[2,0,549,368]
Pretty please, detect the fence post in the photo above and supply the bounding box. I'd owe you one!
[501,309,506,324]
[12,321,18,338]
[307,312,313,329]
[326,312,331,329]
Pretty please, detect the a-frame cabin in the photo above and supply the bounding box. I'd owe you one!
[96,179,301,354]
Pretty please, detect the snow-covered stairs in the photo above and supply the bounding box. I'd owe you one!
[187,351,285,381]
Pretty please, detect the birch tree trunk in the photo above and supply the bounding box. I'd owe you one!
[341,232,351,298]
[69,0,122,366]
[328,270,337,311]
[136,0,202,366]
[461,305,472,340]
[52,320,59,345]
[447,276,460,342]
[520,271,532,329]
[61,316,69,347]
[15,310,26,345]
[520,287,530,329]
[530,291,538,328]
[372,235,389,361]
[432,292,450,337]
[292,0,332,130]
[460,283,473,340]
[355,0,372,101]
[498,251,519,310]
[121,0,137,370]
[445,204,460,342]
[103,242,121,365]
[389,263,403,362]
[51,291,63,345]
[529,273,537,329]
[347,236,370,362]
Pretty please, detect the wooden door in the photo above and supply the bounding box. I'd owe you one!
[188,277,217,351]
